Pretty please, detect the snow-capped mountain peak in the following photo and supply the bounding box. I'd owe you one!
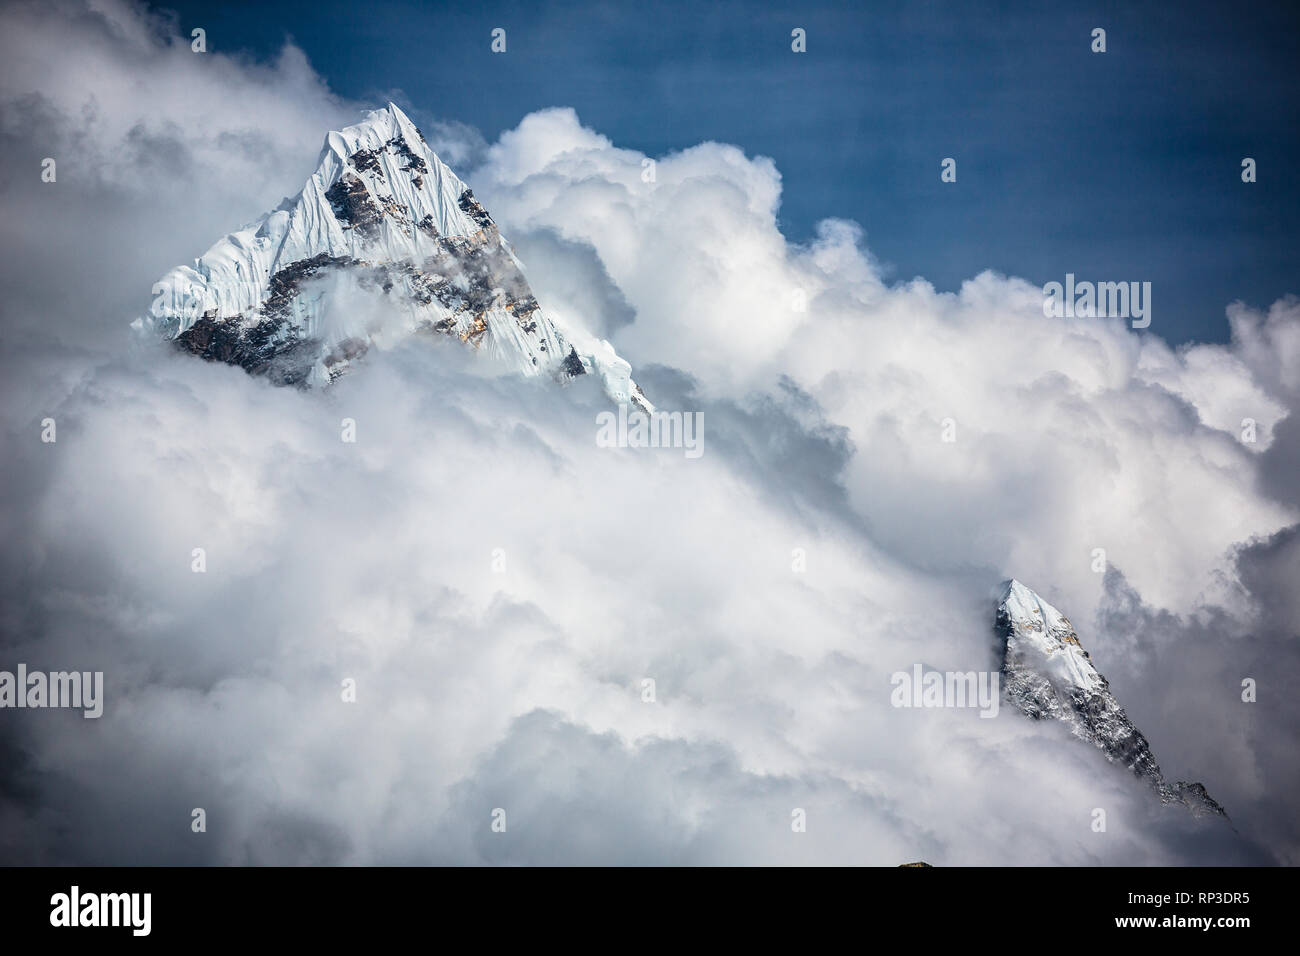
[999,578,1106,695]
[997,579,1226,817]
[138,102,651,408]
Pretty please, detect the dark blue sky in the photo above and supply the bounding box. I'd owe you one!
[159,0,1298,345]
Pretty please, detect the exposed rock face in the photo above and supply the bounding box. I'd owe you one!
[997,579,1226,818]
[325,173,384,239]
[176,311,311,386]
[562,346,586,378]
[457,188,495,231]
[138,102,651,409]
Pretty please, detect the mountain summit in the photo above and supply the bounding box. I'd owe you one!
[997,579,1226,817]
[137,103,650,408]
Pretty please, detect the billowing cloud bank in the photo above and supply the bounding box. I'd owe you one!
[1,0,1296,864]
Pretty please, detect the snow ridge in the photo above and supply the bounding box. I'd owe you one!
[997,579,1226,817]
